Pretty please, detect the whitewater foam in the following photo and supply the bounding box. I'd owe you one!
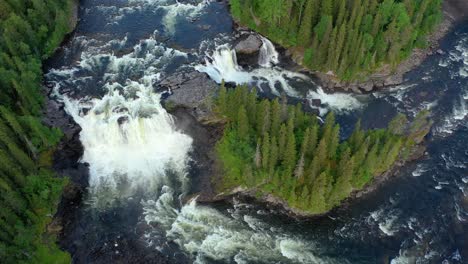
[143,198,339,264]
[48,36,193,208]
[195,43,308,97]
[258,36,279,68]
[307,87,364,115]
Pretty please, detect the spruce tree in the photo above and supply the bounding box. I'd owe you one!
[237,106,249,141]
[261,132,270,170]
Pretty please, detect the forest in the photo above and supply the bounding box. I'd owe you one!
[230,0,442,80]
[214,84,431,214]
[0,0,74,262]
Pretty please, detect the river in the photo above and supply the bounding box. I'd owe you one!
[44,0,468,263]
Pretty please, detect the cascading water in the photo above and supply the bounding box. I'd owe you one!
[195,44,304,96]
[61,81,193,208]
[258,36,279,68]
[195,36,365,113]
[44,0,468,263]
[307,87,364,115]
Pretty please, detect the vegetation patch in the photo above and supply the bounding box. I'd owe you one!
[0,0,76,262]
[230,0,442,81]
[214,84,431,214]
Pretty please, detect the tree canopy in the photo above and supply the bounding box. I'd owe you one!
[0,0,74,262]
[230,0,442,81]
[214,84,431,214]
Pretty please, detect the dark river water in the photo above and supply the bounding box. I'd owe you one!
[45,0,468,263]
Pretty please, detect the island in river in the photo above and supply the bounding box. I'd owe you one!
[186,84,431,217]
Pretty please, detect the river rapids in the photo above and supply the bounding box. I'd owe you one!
[45,0,468,263]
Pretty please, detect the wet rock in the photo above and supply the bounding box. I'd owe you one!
[47,217,63,234]
[117,116,129,125]
[62,182,82,200]
[359,82,374,92]
[160,71,219,119]
[311,99,321,107]
[234,34,262,55]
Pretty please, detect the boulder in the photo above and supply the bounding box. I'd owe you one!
[234,35,262,55]
[311,99,322,107]
[160,71,219,118]
[359,81,374,92]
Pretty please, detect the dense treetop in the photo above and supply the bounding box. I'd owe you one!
[0,0,74,262]
[230,0,442,80]
[214,84,431,214]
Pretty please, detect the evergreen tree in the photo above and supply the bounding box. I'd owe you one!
[261,132,270,169]
[215,87,427,215]
[237,106,249,141]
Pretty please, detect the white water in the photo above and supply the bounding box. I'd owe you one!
[46,28,344,262]
[48,37,193,208]
[143,195,339,264]
[96,0,210,35]
[195,43,308,97]
[435,88,468,135]
[195,39,366,114]
[63,82,193,207]
[258,36,279,68]
[307,87,364,115]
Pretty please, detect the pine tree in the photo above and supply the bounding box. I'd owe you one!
[282,131,297,173]
[261,132,270,169]
[270,98,281,137]
[294,154,305,179]
[269,136,278,174]
[309,171,328,213]
[237,106,249,141]
[255,138,262,169]
[328,124,340,159]
[278,124,287,156]
[298,0,317,46]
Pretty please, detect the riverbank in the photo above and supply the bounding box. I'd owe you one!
[228,0,468,94]
[199,142,427,219]
[194,110,429,219]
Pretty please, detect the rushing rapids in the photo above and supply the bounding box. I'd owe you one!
[45,0,468,263]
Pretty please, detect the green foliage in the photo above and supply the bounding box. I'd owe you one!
[0,0,74,262]
[230,0,442,81]
[215,86,429,214]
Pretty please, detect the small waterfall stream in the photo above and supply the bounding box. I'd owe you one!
[258,36,279,67]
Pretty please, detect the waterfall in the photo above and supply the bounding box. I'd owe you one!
[48,37,193,208]
[195,43,309,97]
[258,36,279,68]
[194,45,252,84]
[62,81,193,208]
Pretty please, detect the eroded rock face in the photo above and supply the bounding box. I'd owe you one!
[234,34,262,55]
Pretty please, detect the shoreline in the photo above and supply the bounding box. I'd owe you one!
[194,116,429,219]
[229,0,467,94]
